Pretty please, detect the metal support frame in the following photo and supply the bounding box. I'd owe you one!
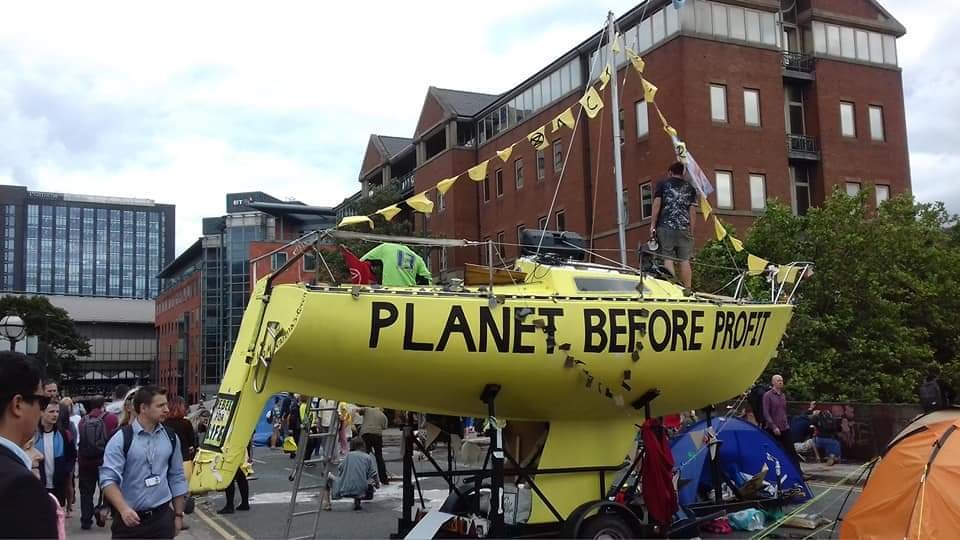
[481,384,505,538]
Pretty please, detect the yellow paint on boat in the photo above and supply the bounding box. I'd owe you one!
[190,258,793,524]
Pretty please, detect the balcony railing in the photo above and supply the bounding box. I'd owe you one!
[396,173,415,194]
[782,52,815,74]
[787,134,820,160]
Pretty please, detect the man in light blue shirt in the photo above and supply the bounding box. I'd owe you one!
[100,385,187,539]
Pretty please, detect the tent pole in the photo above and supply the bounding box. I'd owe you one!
[704,405,723,505]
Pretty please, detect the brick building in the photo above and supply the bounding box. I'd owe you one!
[349,0,908,276]
[155,195,334,400]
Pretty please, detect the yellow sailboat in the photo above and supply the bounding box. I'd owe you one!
[189,228,807,527]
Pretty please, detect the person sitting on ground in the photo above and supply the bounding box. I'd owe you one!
[331,437,379,511]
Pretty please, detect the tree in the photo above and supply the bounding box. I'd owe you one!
[0,295,91,379]
[694,192,960,403]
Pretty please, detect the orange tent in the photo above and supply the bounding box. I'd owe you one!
[841,408,960,539]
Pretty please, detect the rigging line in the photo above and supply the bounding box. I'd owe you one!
[587,102,606,263]
[492,242,519,287]
[566,240,635,272]
[534,15,609,261]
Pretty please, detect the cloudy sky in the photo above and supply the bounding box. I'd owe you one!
[0,0,955,253]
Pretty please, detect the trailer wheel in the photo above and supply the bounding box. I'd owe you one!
[578,514,634,539]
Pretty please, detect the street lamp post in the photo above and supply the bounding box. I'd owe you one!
[0,315,26,351]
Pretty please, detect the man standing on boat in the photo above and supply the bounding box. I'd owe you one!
[361,242,432,287]
[649,162,697,289]
[762,374,801,468]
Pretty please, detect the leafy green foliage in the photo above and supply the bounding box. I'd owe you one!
[694,192,960,403]
[0,295,91,378]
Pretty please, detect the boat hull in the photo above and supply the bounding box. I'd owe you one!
[191,280,792,521]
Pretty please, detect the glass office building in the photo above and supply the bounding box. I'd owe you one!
[0,186,175,299]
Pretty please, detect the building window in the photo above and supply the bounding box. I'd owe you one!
[840,102,856,138]
[635,100,649,138]
[496,168,504,198]
[715,171,733,209]
[749,174,766,211]
[553,140,563,172]
[516,225,526,257]
[439,247,448,272]
[496,231,505,260]
[845,181,861,196]
[438,190,446,211]
[640,183,653,219]
[538,216,548,230]
[536,150,545,181]
[515,159,524,189]
[303,252,318,272]
[876,184,890,205]
[868,105,885,141]
[482,176,490,202]
[743,89,760,127]
[271,252,287,270]
[710,84,727,123]
[556,210,566,231]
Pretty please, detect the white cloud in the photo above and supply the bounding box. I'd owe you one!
[0,0,956,255]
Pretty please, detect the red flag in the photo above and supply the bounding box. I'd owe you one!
[340,245,373,284]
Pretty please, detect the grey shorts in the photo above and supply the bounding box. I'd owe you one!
[657,227,694,261]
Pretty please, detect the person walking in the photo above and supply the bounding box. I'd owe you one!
[359,406,389,485]
[0,351,59,538]
[99,386,188,539]
[762,374,801,468]
[35,401,76,508]
[648,161,698,289]
[56,401,79,517]
[218,443,252,514]
[163,396,197,530]
[78,395,119,530]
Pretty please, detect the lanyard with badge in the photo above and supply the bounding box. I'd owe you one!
[144,431,162,488]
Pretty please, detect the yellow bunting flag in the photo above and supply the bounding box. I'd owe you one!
[611,33,622,53]
[713,216,727,241]
[579,86,605,119]
[629,52,646,75]
[663,124,678,138]
[376,205,401,222]
[436,176,458,194]
[699,195,712,221]
[405,192,434,214]
[729,235,744,252]
[496,145,514,163]
[598,64,611,91]
[552,107,575,132]
[747,254,769,275]
[527,126,550,151]
[641,78,658,102]
[467,160,489,182]
[338,215,373,229]
[776,266,802,284]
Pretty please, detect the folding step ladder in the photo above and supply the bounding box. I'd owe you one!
[283,400,342,540]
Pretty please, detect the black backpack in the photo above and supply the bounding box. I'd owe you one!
[120,424,180,470]
[748,384,771,426]
[79,414,110,458]
[919,380,943,413]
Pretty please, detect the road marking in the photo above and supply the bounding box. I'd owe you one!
[196,507,256,540]
[193,507,237,540]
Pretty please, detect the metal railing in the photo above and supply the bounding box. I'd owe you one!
[782,52,815,73]
[787,134,819,159]
[396,172,415,194]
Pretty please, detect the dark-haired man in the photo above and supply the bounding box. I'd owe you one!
[0,351,59,538]
[100,385,187,539]
[78,395,118,530]
[649,161,698,288]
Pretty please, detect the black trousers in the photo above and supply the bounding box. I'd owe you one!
[769,428,801,468]
[224,470,249,508]
[78,465,100,527]
[112,503,175,539]
[362,433,388,484]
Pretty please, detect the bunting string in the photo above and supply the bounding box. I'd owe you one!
[336,11,790,286]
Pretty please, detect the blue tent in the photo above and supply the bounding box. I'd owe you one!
[670,416,812,506]
[252,393,287,447]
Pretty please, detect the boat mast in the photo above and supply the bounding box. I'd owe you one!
[607,11,628,266]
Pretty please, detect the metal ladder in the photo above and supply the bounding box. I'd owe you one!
[283,400,342,540]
